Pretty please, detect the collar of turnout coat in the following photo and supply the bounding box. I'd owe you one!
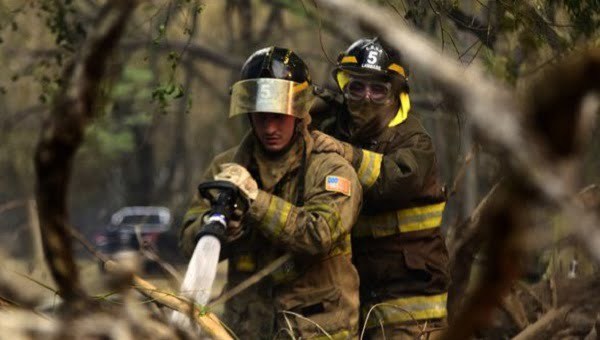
[232,128,314,188]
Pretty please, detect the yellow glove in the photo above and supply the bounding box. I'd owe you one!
[214,163,259,201]
[311,130,354,163]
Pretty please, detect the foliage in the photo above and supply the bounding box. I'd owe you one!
[560,0,600,38]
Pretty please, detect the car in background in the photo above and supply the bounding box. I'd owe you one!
[94,206,172,270]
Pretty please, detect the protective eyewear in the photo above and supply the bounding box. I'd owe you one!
[343,78,392,104]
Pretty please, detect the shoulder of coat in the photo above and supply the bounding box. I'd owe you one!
[212,146,238,164]
[306,151,356,183]
[307,150,349,167]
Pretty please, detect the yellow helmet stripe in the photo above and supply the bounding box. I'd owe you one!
[340,55,358,64]
[292,80,309,93]
[387,63,407,78]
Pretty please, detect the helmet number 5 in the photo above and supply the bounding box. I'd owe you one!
[259,85,272,100]
[367,51,378,64]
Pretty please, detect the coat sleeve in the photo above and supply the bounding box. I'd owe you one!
[349,119,437,212]
[245,155,362,256]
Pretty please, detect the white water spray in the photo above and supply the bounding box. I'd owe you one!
[170,235,221,329]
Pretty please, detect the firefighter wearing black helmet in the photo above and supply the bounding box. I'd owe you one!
[311,38,450,339]
[180,47,361,339]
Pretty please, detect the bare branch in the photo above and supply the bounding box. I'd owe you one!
[209,253,292,308]
[0,200,25,215]
[69,223,231,337]
[11,40,244,74]
[445,5,496,49]
[498,0,565,52]
[512,306,571,340]
[133,275,233,339]
[33,0,138,306]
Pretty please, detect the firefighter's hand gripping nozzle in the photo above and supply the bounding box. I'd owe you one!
[194,180,249,243]
[171,180,249,330]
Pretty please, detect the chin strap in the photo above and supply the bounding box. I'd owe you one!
[388,92,410,127]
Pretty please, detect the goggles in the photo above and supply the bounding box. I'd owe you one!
[229,78,313,118]
[343,78,393,104]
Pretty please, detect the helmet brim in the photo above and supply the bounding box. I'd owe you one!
[337,65,389,78]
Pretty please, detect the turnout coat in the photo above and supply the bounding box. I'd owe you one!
[180,130,362,339]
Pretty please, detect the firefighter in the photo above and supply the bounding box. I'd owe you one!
[179,47,361,339]
[310,38,450,339]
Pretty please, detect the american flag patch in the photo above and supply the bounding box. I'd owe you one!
[325,176,351,196]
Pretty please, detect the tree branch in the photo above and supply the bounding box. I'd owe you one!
[445,5,496,49]
[512,306,571,340]
[499,0,565,52]
[133,276,233,339]
[33,0,137,306]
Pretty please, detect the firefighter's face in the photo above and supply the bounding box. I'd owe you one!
[250,112,297,153]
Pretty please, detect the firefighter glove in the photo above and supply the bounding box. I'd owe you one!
[214,163,259,201]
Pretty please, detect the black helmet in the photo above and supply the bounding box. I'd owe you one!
[230,47,313,120]
[334,38,412,127]
[239,46,311,84]
[335,37,408,82]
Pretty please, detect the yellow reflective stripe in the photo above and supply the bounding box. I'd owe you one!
[340,56,358,64]
[357,150,383,188]
[365,293,448,328]
[261,197,293,239]
[270,257,299,283]
[305,203,343,241]
[311,330,350,340]
[352,202,446,238]
[387,63,406,78]
[235,255,256,272]
[182,206,208,224]
[327,234,352,258]
[397,202,445,233]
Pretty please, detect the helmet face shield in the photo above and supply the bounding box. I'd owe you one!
[229,78,313,119]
